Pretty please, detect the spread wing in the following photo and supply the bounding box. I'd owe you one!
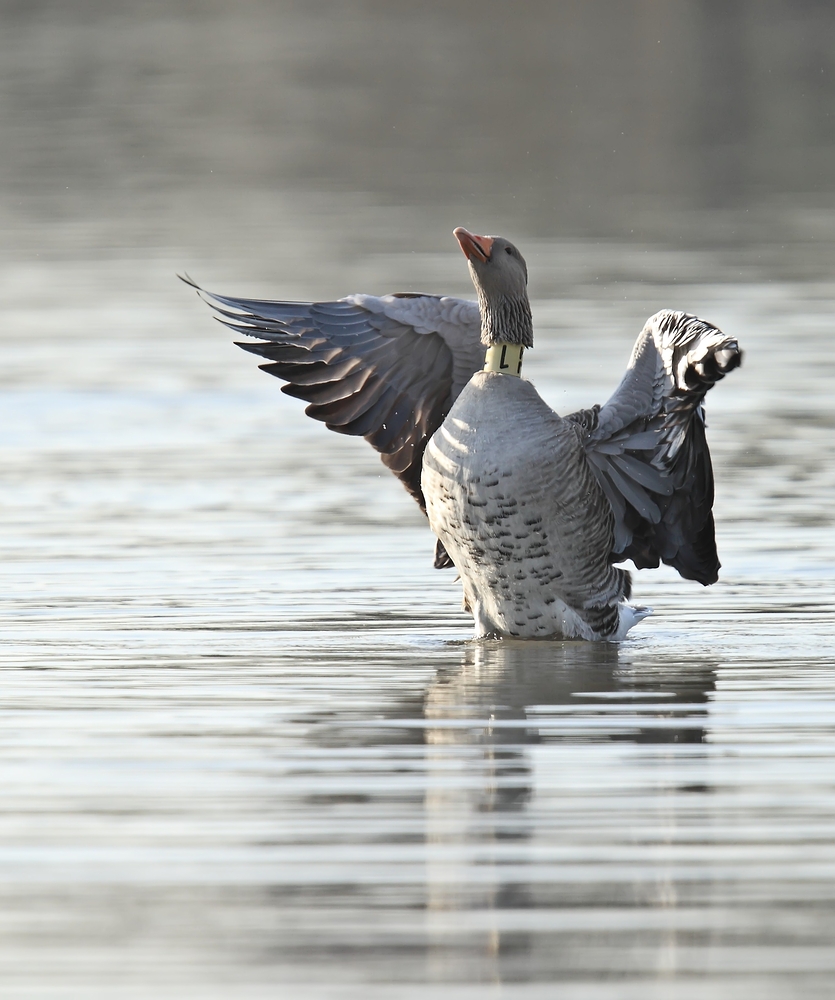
[568,310,742,585]
[182,276,484,517]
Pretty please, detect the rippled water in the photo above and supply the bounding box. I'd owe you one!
[3,252,835,999]
[3,3,835,997]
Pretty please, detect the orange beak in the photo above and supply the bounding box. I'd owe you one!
[453,227,494,263]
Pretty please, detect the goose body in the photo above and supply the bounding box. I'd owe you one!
[423,372,638,639]
[184,228,741,640]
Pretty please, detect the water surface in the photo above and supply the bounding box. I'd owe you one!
[2,3,835,997]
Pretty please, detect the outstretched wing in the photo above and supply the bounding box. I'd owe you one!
[568,310,742,585]
[182,277,484,516]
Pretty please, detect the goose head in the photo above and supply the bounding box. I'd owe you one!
[454,227,533,348]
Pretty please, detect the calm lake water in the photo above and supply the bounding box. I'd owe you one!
[2,3,835,997]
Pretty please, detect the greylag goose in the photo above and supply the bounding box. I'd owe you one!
[183,227,740,640]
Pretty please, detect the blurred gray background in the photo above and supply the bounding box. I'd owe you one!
[4,0,835,269]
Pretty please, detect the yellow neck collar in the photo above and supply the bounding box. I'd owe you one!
[484,342,524,376]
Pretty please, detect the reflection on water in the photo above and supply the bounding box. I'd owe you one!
[2,2,835,997]
[422,642,713,980]
[426,641,714,743]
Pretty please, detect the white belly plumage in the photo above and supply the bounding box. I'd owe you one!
[422,372,649,641]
